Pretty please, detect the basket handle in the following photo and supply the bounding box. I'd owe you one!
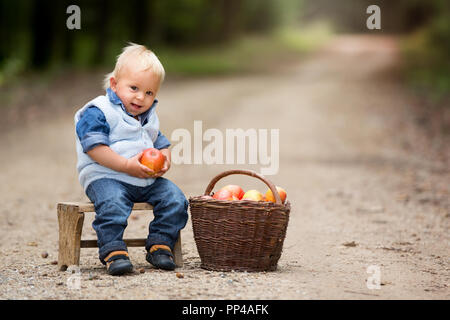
[204,169,282,204]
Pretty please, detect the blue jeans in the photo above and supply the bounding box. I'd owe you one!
[85,178,188,264]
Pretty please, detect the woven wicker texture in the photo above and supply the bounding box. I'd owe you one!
[189,170,290,272]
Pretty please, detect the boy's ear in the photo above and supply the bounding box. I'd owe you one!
[110,77,117,91]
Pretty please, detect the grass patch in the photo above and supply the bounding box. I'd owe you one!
[158,22,332,77]
[0,23,332,87]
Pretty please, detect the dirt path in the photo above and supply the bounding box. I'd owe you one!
[0,35,448,300]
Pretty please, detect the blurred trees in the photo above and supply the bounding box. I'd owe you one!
[0,0,298,73]
[0,0,447,98]
[301,0,449,99]
[400,0,450,100]
[301,0,446,33]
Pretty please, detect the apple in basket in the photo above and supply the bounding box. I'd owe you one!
[221,185,245,200]
[241,190,264,201]
[213,189,239,201]
[264,186,287,204]
[140,148,165,173]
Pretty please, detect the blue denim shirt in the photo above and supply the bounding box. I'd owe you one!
[76,88,171,153]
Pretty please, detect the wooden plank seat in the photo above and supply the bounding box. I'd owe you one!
[57,202,183,271]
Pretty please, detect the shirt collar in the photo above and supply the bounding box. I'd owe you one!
[106,87,158,124]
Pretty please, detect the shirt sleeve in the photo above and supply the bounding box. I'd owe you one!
[76,106,110,153]
[153,131,171,150]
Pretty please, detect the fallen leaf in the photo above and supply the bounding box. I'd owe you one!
[342,241,358,247]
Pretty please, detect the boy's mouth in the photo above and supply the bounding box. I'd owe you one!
[130,103,142,109]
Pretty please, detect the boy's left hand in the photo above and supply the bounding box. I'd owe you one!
[149,148,171,178]
[151,155,170,178]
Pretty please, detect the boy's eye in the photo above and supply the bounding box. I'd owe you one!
[146,91,153,96]
[130,86,137,91]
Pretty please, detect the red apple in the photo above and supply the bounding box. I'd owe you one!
[199,195,214,200]
[140,148,165,173]
[221,185,245,200]
[265,186,287,203]
[212,189,234,201]
[242,190,264,201]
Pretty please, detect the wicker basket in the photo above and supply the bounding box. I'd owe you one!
[189,169,290,272]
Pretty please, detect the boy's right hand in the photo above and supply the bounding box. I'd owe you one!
[124,152,154,178]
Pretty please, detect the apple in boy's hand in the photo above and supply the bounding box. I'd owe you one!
[140,148,165,173]
[265,186,287,203]
[242,190,264,201]
[221,185,245,200]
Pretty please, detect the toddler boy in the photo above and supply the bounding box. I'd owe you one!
[74,43,188,275]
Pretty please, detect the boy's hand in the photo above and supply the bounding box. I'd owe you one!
[124,152,154,178]
[152,154,171,178]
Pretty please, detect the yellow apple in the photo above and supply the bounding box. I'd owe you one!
[265,186,287,203]
[242,190,264,201]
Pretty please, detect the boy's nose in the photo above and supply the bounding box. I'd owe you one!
[136,92,144,100]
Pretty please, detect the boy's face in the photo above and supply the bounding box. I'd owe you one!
[110,63,161,117]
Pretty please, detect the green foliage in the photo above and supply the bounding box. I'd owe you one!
[0,0,306,82]
[0,58,26,86]
[275,21,331,53]
[401,0,450,102]
[158,23,331,77]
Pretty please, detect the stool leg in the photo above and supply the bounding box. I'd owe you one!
[57,205,84,271]
[173,231,183,268]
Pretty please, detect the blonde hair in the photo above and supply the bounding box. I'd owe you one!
[103,43,165,90]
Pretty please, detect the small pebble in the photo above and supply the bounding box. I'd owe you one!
[50,260,58,265]
[176,272,184,278]
[139,268,145,274]
[41,252,48,258]
[89,273,100,280]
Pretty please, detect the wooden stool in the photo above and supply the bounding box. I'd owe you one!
[57,202,183,271]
